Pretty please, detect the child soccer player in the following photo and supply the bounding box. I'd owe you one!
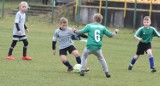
[74,13,119,78]
[128,16,160,72]
[7,1,32,60]
[52,17,89,72]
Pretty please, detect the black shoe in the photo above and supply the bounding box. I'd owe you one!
[67,67,73,72]
[105,72,111,78]
[151,68,157,73]
[80,70,85,76]
[128,65,133,70]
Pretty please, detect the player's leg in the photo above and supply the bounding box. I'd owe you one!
[69,45,81,64]
[80,48,89,76]
[72,50,81,64]
[70,46,90,72]
[8,40,17,56]
[128,55,140,70]
[60,49,73,72]
[60,55,73,72]
[128,42,143,70]
[22,39,32,60]
[7,40,18,60]
[22,39,28,56]
[146,49,156,72]
[94,49,111,78]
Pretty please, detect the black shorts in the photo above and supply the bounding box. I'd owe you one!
[136,42,151,55]
[13,35,27,41]
[59,45,76,56]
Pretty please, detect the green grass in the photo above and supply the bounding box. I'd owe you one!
[1,10,160,86]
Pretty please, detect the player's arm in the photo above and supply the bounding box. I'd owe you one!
[74,31,88,39]
[24,24,29,33]
[15,13,20,31]
[134,37,142,41]
[73,29,82,34]
[24,24,27,30]
[104,28,119,37]
[15,23,22,35]
[134,28,143,41]
[152,27,160,38]
[52,31,58,55]
[72,30,88,40]
[74,25,89,34]
[52,41,56,55]
[15,23,20,31]
[111,29,119,37]
[52,39,56,50]
[78,33,88,38]
[15,13,21,35]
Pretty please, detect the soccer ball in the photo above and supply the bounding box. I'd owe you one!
[73,64,82,73]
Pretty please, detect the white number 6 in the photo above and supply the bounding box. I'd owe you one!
[95,30,100,42]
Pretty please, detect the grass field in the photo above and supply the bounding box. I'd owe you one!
[1,3,160,86]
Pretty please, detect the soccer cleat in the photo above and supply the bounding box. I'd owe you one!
[7,56,15,60]
[85,68,90,72]
[80,70,85,76]
[22,56,32,60]
[151,68,157,73]
[105,72,111,78]
[128,65,133,70]
[67,67,73,72]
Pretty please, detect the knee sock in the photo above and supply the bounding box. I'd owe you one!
[8,47,13,56]
[8,40,17,56]
[63,61,72,68]
[130,57,136,66]
[76,56,81,64]
[149,56,154,69]
[23,46,27,56]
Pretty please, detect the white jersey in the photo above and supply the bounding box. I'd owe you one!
[52,27,75,49]
[13,11,26,36]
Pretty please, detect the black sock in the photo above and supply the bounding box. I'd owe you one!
[8,48,13,56]
[63,61,72,68]
[23,46,27,56]
[76,56,81,64]
[8,40,17,56]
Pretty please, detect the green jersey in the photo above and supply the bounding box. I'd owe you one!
[134,26,160,43]
[80,22,112,50]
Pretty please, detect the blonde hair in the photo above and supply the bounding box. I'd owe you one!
[143,16,151,21]
[60,17,68,24]
[93,13,103,23]
[19,1,29,9]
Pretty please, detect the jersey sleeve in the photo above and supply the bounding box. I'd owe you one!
[68,27,76,35]
[103,27,112,37]
[52,30,58,41]
[134,28,142,38]
[80,25,89,33]
[24,24,27,29]
[152,27,160,37]
[15,12,20,23]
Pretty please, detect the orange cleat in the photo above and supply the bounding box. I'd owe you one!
[85,68,90,72]
[22,56,32,60]
[7,56,15,60]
